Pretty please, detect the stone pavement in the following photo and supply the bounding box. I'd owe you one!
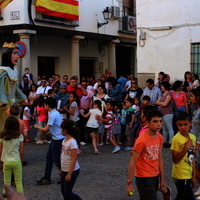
[0,128,199,200]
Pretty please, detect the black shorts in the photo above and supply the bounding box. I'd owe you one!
[86,127,98,134]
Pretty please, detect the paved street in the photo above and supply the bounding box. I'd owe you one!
[0,128,199,200]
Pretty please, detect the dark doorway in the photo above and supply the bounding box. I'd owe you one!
[116,46,132,78]
[38,57,55,79]
[80,59,94,80]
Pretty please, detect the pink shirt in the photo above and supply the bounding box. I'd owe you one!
[37,106,48,122]
[80,89,93,110]
[171,91,187,108]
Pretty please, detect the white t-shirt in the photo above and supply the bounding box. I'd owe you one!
[36,85,52,95]
[69,101,80,122]
[86,109,102,128]
[23,106,31,120]
[61,138,80,172]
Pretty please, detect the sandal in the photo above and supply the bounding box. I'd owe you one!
[94,151,100,155]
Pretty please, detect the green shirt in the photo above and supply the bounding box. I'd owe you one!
[0,134,24,162]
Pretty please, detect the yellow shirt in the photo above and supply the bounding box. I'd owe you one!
[170,132,196,179]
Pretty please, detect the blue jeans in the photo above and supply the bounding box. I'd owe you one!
[162,114,174,144]
[61,169,82,200]
[44,139,63,179]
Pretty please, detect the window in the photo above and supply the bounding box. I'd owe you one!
[191,44,200,76]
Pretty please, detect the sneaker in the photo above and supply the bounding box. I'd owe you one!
[36,140,44,144]
[163,187,171,200]
[195,188,200,196]
[80,141,86,146]
[112,146,120,154]
[36,177,51,185]
[124,147,133,151]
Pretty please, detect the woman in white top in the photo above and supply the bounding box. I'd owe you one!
[60,119,82,200]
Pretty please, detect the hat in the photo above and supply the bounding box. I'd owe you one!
[60,83,67,88]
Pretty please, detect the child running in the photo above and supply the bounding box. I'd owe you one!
[0,116,24,194]
[170,112,196,200]
[126,109,166,200]
[60,119,82,200]
[80,100,102,154]
[96,101,120,153]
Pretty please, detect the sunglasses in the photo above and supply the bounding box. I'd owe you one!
[131,82,136,84]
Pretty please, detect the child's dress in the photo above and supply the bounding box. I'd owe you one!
[0,134,24,194]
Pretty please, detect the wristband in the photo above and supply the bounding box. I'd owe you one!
[127,180,133,185]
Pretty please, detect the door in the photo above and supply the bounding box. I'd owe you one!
[80,59,95,80]
[38,57,55,79]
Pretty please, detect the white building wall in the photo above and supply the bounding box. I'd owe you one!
[136,0,200,83]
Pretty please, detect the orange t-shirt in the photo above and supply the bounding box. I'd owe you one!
[133,132,163,177]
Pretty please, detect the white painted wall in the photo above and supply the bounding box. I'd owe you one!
[136,0,200,82]
[0,0,123,37]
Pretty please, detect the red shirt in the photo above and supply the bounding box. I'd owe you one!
[67,85,83,97]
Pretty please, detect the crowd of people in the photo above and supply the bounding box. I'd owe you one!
[1,46,200,200]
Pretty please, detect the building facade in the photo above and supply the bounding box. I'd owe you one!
[0,0,136,82]
[136,0,200,86]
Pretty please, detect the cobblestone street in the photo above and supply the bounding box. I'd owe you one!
[0,128,199,200]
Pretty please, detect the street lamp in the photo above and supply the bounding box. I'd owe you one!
[97,7,112,29]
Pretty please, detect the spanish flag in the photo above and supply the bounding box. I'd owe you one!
[0,0,13,8]
[36,0,79,21]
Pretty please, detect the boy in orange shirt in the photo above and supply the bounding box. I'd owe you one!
[126,109,166,200]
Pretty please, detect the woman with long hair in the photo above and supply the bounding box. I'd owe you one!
[156,81,174,147]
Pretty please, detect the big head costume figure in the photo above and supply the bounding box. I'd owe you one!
[0,42,27,131]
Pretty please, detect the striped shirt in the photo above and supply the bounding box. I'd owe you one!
[104,110,113,129]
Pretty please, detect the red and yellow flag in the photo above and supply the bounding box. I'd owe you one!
[0,0,13,8]
[36,0,79,21]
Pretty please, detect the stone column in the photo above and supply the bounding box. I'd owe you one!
[13,29,36,80]
[108,39,120,78]
[71,35,84,81]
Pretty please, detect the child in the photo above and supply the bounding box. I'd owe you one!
[120,101,127,145]
[60,119,82,200]
[22,105,32,142]
[64,93,80,124]
[192,74,200,89]
[141,95,151,110]
[7,105,28,141]
[36,96,48,144]
[113,106,121,145]
[170,112,196,200]
[126,109,166,200]
[48,89,55,97]
[34,97,65,185]
[132,97,141,112]
[134,105,172,199]
[80,100,102,154]
[96,101,121,153]
[0,116,24,194]
[124,98,135,151]
[132,97,141,138]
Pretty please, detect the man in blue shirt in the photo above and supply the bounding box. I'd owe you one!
[34,97,65,185]
[118,74,127,101]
